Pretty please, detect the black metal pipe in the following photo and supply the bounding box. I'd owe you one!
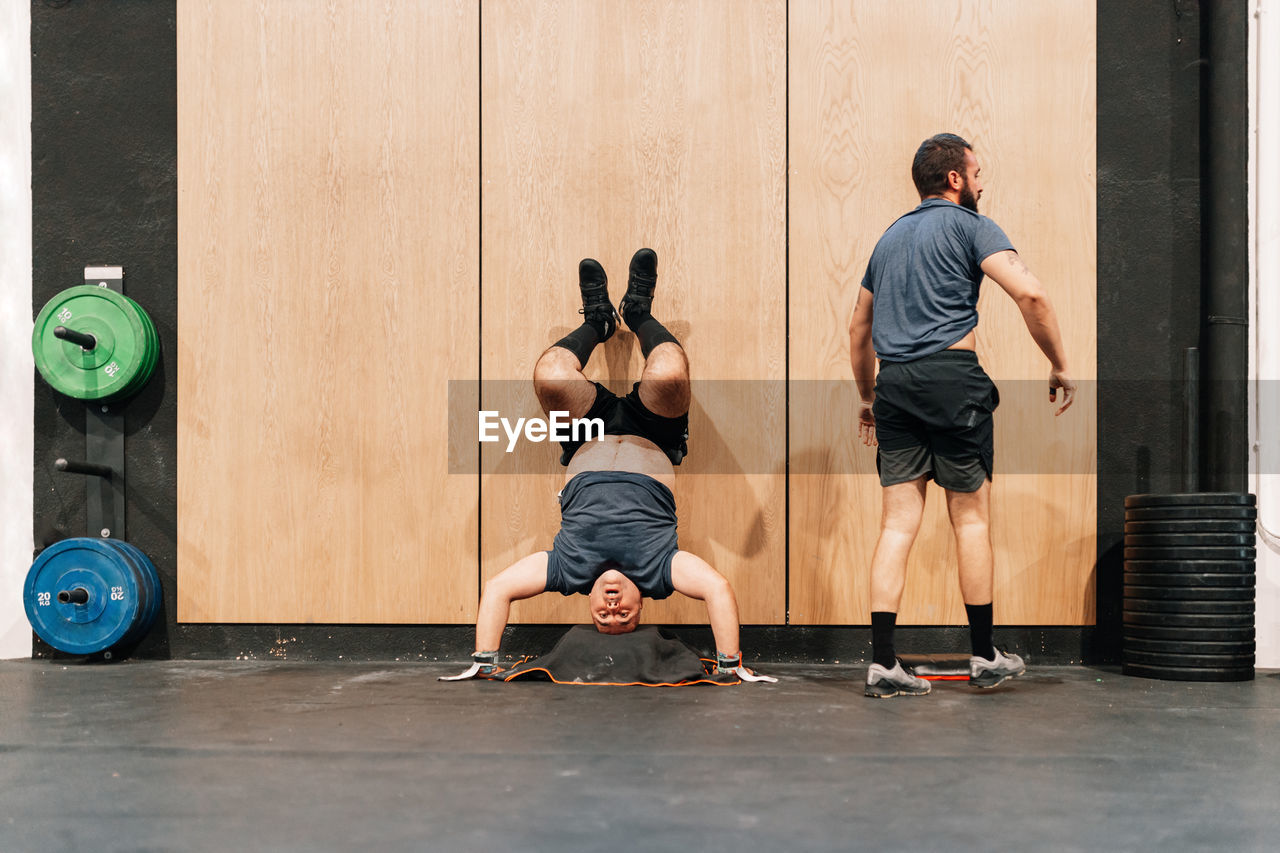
[57,588,89,605]
[1184,347,1200,492]
[53,325,97,350]
[1201,0,1249,492]
[55,458,114,478]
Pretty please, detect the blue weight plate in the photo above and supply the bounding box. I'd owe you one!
[102,540,161,642]
[24,538,144,655]
[98,541,151,646]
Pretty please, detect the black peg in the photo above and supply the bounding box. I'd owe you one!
[53,325,97,350]
[57,588,90,605]
[55,458,114,478]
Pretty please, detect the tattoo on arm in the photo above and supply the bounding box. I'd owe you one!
[1006,251,1031,276]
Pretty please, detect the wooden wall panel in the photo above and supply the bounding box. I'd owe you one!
[788,0,1097,625]
[176,0,479,622]
[481,0,787,625]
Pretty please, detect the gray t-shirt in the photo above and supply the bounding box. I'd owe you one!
[860,198,1014,362]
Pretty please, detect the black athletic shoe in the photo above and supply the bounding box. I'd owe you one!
[620,247,657,328]
[578,258,617,340]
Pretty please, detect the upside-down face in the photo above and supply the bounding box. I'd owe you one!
[588,567,643,634]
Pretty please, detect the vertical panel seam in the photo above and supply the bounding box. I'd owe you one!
[783,0,791,627]
[476,0,483,622]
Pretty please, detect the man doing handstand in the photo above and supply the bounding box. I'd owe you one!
[444,249,771,682]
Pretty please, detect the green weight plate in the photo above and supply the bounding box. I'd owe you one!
[1123,585,1254,601]
[1125,547,1256,561]
[1124,493,1255,509]
[1122,625,1254,642]
[1125,506,1256,521]
[1123,572,1254,588]
[1122,662,1253,682]
[1123,599,1253,615]
[32,285,148,400]
[1123,559,1254,574]
[119,295,158,398]
[1124,520,1255,534]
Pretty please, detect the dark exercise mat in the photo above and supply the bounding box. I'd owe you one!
[484,625,737,686]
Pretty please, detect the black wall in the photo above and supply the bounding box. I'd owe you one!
[31,0,177,658]
[1096,0,1206,660]
[30,0,1222,663]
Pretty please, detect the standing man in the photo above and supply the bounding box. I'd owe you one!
[849,133,1076,698]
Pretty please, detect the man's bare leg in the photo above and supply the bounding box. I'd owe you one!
[620,248,689,417]
[533,346,599,419]
[946,481,997,661]
[862,476,932,696]
[637,342,690,417]
[869,477,928,666]
[533,257,617,418]
[947,481,993,605]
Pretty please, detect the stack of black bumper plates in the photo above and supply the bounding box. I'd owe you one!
[1123,493,1256,681]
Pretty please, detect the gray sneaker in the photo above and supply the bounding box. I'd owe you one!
[864,660,931,698]
[969,648,1026,688]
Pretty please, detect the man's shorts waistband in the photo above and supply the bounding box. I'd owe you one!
[880,348,979,366]
[564,469,675,502]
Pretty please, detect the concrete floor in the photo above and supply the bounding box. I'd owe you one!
[1,661,1277,853]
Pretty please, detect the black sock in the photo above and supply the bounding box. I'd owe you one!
[623,306,680,359]
[965,602,995,660]
[871,611,897,669]
[551,323,601,368]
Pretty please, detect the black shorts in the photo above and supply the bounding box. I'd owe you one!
[872,349,999,492]
[558,381,689,466]
[545,471,679,599]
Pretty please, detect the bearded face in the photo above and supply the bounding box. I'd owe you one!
[959,175,980,212]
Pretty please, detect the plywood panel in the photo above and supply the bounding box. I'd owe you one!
[177,0,479,622]
[481,0,787,625]
[789,0,1097,625]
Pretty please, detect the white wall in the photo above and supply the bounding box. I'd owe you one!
[1252,0,1280,667]
[0,0,32,659]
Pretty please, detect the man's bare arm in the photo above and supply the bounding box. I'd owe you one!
[669,551,739,656]
[849,287,876,402]
[474,552,549,653]
[980,249,1076,414]
[849,287,879,445]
